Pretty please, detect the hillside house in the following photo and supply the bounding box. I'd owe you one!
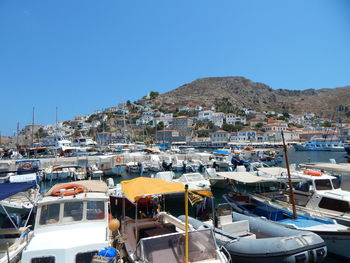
[198,110,214,121]
[210,130,230,144]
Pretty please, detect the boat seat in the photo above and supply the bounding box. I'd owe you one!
[219,215,251,237]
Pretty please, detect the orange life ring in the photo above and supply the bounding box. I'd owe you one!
[22,162,33,170]
[303,169,323,176]
[115,156,122,163]
[52,183,86,196]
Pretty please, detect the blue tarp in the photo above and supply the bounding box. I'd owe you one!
[15,159,41,163]
[0,182,36,201]
[213,150,231,155]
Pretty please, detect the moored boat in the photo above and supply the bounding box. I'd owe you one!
[21,180,117,263]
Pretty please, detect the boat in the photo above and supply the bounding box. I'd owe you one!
[9,159,42,183]
[345,141,350,154]
[203,168,227,189]
[224,192,350,260]
[293,137,345,151]
[178,205,327,263]
[0,182,36,262]
[256,170,350,228]
[116,177,230,263]
[173,172,212,196]
[43,165,87,181]
[72,137,97,147]
[21,180,117,263]
[298,161,350,190]
[0,181,40,215]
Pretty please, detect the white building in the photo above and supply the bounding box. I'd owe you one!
[226,114,246,125]
[136,116,154,126]
[210,130,230,144]
[198,110,214,120]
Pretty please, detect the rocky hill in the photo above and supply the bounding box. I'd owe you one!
[154,77,350,118]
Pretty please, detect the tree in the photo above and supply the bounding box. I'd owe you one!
[255,122,264,129]
[197,130,209,137]
[207,121,215,130]
[222,123,243,132]
[156,121,164,130]
[150,91,159,99]
[35,128,48,138]
[321,121,332,127]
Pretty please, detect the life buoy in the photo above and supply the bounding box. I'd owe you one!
[52,183,86,196]
[115,156,122,163]
[21,162,32,170]
[303,169,323,176]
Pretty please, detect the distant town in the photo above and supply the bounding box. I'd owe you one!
[2,91,350,150]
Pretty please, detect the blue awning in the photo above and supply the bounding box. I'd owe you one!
[0,182,36,201]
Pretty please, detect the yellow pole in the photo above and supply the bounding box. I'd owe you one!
[185,184,189,263]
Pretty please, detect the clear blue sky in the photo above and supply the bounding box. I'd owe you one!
[1,0,349,135]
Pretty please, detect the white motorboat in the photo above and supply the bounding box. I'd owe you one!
[203,168,227,189]
[0,182,40,215]
[21,180,115,263]
[0,183,36,262]
[8,159,42,183]
[44,165,87,181]
[174,172,212,196]
[286,169,350,227]
[293,137,345,151]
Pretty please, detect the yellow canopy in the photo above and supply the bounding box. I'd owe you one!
[121,177,186,203]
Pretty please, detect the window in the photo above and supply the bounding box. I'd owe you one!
[63,201,83,222]
[86,201,105,220]
[31,256,55,263]
[319,197,350,212]
[75,251,97,263]
[314,179,332,190]
[332,178,341,189]
[39,204,60,225]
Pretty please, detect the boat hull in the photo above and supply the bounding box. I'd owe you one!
[316,231,350,260]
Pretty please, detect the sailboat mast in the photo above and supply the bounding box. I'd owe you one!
[31,107,35,147]
[281,131,297,219]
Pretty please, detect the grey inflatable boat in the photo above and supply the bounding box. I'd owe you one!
[179,211,327,263]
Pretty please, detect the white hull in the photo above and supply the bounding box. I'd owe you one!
[319,232,350,260]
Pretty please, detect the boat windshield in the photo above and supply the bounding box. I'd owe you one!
[179,174,204,183]
[331,178,341,189]
[314,179,333,190]
[39,200,105,226]
[39,203,60,225]
[87,200,105,220]
[63,201,83,222]
[141,229,217,263]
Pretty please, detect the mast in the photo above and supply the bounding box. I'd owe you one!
[185,184,189,263]
[31,107,35,147]
[16,122,19,150]
[281,131,297,219]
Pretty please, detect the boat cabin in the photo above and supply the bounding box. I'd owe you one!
[21,181,110,263]
[293,172,350,213]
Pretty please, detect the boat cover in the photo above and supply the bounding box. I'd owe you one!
[0,181,36,201]
[299,163,350,173]
[257,167,288,176]
[121,177,185,203]
[45,180,108,196]
[217,172,276,183]
[213,150,231,155]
